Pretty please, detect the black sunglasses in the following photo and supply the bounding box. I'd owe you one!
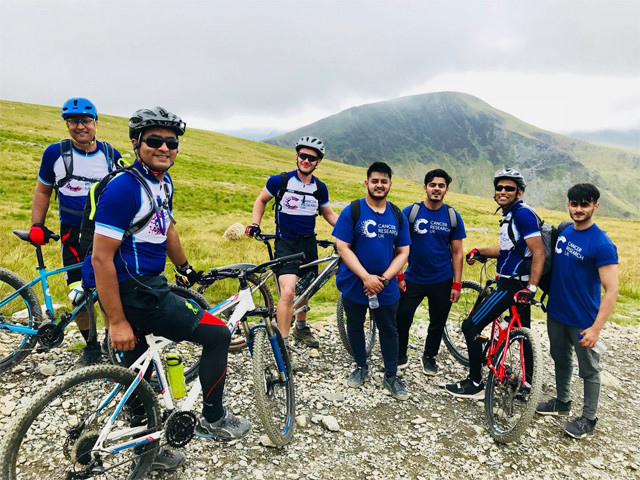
[66,117,94,126]
[569,200,592,208]
[141,135,179,150]
[495,185,517,192]
[298,152,319,162]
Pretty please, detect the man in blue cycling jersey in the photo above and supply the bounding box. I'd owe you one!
[246,136,338,350]
[446,168,544,398]
[536,184,618,439]
[87,107,250,472]
[30,98,122,365]
[395,169,466,375]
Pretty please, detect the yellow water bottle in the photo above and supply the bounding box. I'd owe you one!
[166,352,186,399]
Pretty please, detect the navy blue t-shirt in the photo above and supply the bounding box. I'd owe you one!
[332,199,410,306]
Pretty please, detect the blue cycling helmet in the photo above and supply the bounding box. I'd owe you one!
[61,98,98,119]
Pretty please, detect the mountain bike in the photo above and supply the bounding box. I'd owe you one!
[0,230,100,372]
[0,253,302,480]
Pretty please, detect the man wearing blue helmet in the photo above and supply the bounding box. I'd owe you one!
[29,97,122,365]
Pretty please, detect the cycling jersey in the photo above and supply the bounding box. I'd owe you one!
[38,140,122,226]
[496,201,541,280]
[402,202,466,285]
[265,170,329,240]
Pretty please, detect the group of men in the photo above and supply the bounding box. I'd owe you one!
[30,98,618,473]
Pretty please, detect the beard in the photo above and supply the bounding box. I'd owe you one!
[367,185,389,200]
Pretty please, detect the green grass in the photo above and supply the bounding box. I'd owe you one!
[1,99,638,325]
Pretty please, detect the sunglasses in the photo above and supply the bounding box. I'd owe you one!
[141,135,179,150]
[495,185,517,192]
[569,200,593,208]
[66,117,94,126]
[298,152,319,162]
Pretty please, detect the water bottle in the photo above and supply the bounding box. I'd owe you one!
[577,334,606,355]
[493,318,509,342]
[68,281,85,305]
[368,294,379,309]
[295,271,316,296]
[166,352,186,399]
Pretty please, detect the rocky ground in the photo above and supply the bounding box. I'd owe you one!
[1,314,639,480]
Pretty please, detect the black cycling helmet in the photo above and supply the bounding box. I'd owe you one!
[61,98,98,119]
[295,136,325,159]
[128,107,186,140]
[494,168,526,191]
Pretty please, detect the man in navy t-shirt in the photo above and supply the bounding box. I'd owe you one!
[536,184,618,439]
[395,169,466,375]
[246,136,338,350]
[333,162,410,400]
[29,97,122,365]
[446,168,545,398]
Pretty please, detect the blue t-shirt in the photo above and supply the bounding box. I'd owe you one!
[82,161,174,285]
[332,199,411,306]
[547,223,618,329]
[38,140,122,226]
[497,201,541,280]
[265,170,329,240]
[403,203,466,285]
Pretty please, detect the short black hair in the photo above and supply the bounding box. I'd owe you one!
[567,183,600,203]
[367,161,392,179]
[424,169,452,186]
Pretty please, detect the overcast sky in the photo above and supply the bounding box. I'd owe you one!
[1,0,639,136]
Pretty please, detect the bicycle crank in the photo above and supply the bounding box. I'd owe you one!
[37,322,66,348]
[165,410,197,447]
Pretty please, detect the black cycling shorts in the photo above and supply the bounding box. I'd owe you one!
[60,224,84,284]
[274,236,318,277]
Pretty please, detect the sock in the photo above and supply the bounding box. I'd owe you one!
[283,337,290,348]
[473,380,482,387]
[296,320,307,329]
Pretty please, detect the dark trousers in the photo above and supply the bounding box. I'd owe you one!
[342,297,399,376]
[396,278,453,361]
[462,277,529,383]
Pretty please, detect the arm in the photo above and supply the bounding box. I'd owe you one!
[579,263,618,348]
[382,245,409,287]
[523,235,545,287]
[336,239,385,295]
[319,204,339,227]
[450,238,464,302]
[92,234,136,351]
[251,188,273,226]
[31,181,54,224]
[166,223,188,267]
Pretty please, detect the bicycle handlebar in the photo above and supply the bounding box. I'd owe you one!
[254,233,335,249]
[200,252,305,285]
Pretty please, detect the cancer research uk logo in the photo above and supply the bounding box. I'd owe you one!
[358,220,398,239]
[555,235,584,261]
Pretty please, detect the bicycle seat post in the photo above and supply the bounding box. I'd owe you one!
[34,245,47,272]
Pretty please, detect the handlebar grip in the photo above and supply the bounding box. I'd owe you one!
[275,252,305,265]
[51,233,60,241]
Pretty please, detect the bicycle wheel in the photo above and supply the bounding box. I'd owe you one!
[336,293,376,358]
[0,268,43,372]
[107,284,207,388]
[442,280,482,367]
[197,271,274,352]
[252,326,295,446]
[484,327,542,443]
[0,364,160,479]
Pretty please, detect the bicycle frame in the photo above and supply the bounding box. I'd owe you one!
[486,303,524,382]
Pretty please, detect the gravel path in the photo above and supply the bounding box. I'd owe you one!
[1,315,639,480]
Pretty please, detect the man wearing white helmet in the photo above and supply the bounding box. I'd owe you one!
[446,168,545,398]
[246,136,338,349]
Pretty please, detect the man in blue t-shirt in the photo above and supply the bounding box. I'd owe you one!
[246,136,338,349]
[29,97,122,365]
[333,162,410,400]
[396,169,466,375]
[536,184,618,439]
[446,168,545,398]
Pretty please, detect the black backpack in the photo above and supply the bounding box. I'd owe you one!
[406,201,458,243]
[78,166,165,256]
[273,171,326,237]
[349,198,404,248]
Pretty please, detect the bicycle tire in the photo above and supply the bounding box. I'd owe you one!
[484,327,542,443]
[0,268,43,372]
[197,272,274,352]
[442,280,482,367]
[336,293,376,359]
[107,284,208,388]
[0,364,160,479]
[252,326,295,446]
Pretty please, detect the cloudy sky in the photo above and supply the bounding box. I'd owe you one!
[1,0,638,136]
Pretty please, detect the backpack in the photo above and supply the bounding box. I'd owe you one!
[273,171,326,237]
[349,198,404,248]
[406,201,458,243]
[78,166,164,256]
[536,220,572,299]
[55,139,118,215]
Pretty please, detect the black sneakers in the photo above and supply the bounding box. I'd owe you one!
[347,366,369,388]
[445,377,484,399]
[76,343,103,366]
[149,448,186,471]
[421,356,438,376]
[382,375,408,400]
[564,416,597,438]
[536,398,572,416]
[292,326,319,348]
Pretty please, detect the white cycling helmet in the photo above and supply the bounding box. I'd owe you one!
[295,136,325,159]
[494,168,526,191]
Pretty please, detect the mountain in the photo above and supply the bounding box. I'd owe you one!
[266,92,640,219]
[218,127,287,141]
[566,129,640,150]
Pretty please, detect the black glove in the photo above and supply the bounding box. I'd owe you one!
[245,223,260,238]
[175,263,203,288]
[466,248,487,264]
[514,288,535,304]
[29,223,56,246]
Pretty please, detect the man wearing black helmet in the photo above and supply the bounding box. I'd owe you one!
[246,136,338,350]
[30,97,122,366]
[446,168,544,398]
[87,107,250,472]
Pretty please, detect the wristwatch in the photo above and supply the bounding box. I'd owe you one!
[526,285,538,293]
[381,276,389,286]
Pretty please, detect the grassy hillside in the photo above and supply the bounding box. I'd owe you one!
[1,100,638,323]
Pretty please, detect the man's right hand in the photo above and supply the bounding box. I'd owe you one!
[245,223,261,238]
[109,320,137,352]
[29,223,55,246]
